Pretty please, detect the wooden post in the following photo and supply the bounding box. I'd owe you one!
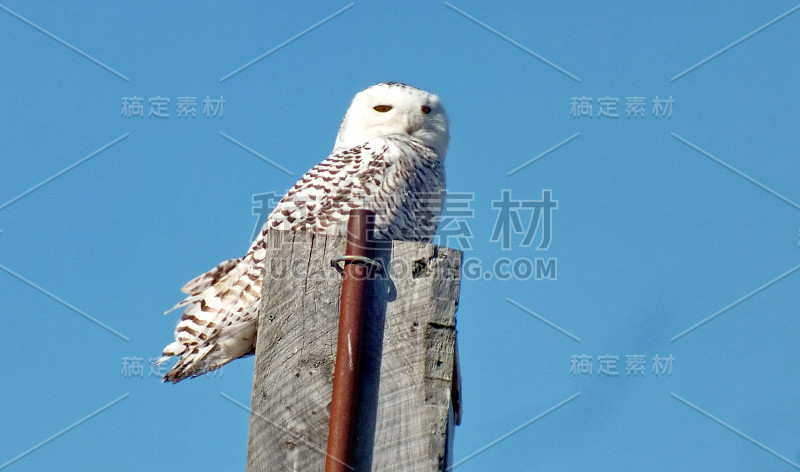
[246,230,462,472]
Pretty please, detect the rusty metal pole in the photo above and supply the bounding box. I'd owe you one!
[326,209,378,472]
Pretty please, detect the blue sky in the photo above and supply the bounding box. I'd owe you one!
[1,1,799,470]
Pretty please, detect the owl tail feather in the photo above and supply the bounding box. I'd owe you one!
[156,256,261,383]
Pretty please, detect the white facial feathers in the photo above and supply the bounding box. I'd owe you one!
[334,82,450,157]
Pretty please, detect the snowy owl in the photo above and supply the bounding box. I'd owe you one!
[156,82,449,382]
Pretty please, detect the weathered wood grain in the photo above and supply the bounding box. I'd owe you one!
[246,230,461,472]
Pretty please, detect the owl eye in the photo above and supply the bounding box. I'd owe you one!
[421,105,432,115]
[373,105,393,113]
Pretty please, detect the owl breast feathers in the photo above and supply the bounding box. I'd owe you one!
[157,82,449,382]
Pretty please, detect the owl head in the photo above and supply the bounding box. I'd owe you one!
[334,82,449,157]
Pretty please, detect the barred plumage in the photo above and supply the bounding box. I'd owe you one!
[157,82,449,382]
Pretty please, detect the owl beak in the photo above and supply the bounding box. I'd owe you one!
[405,117,419,135]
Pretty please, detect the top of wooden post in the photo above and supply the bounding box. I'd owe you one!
[247,230,462,472]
